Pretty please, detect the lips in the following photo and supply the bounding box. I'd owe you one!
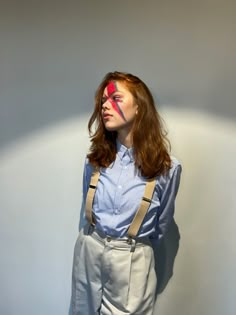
[103,113,112,120]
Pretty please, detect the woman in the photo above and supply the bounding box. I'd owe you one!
[71,71,182,315]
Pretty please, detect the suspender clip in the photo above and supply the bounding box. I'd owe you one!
[142,196,151,203]
[127,237,136,252]
[89,184,96,189]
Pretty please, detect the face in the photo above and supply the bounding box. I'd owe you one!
[101,81,138,135]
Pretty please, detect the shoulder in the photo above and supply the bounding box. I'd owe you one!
[155,156,182,195]
[169,156,182,178]
[84,157,90,168]
[83,157,94,180]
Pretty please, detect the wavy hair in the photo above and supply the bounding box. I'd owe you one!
[87,71,171,178]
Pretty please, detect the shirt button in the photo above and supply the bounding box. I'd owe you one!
[118,185,122,189]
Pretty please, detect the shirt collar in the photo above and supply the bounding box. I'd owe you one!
[116,140,134,162]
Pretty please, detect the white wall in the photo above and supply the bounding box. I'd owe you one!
[1,1,236,314]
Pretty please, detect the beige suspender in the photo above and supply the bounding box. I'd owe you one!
[85,170,156,238]
[85,170,100,225]
[127,178,156,238]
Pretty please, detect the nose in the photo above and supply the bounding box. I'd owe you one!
[102,98,111,110]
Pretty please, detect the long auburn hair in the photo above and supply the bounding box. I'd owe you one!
[87,71,171,178]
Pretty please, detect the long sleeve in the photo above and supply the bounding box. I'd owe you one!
[156,164,182,242]
[78,159,93,231]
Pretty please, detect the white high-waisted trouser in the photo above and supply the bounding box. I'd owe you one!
[71,224,157,315]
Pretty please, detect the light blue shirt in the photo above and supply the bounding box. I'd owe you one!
[80,142,182,241]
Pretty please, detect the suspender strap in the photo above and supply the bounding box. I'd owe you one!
[85,170,100,225]
[127,178,156,238]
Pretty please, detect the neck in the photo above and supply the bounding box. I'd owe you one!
[117,131,133,148]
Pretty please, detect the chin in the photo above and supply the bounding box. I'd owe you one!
[104,123,118,132]
[105,127,117,132]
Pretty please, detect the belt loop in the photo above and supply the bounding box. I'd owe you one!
[127,237,136,252]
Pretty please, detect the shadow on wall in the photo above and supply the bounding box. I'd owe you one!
[154,219,180,296]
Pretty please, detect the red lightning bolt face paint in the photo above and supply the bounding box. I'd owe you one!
[106,81,126,121]
[107,81,117,96]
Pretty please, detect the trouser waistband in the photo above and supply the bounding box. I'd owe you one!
[84,224,151,252]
